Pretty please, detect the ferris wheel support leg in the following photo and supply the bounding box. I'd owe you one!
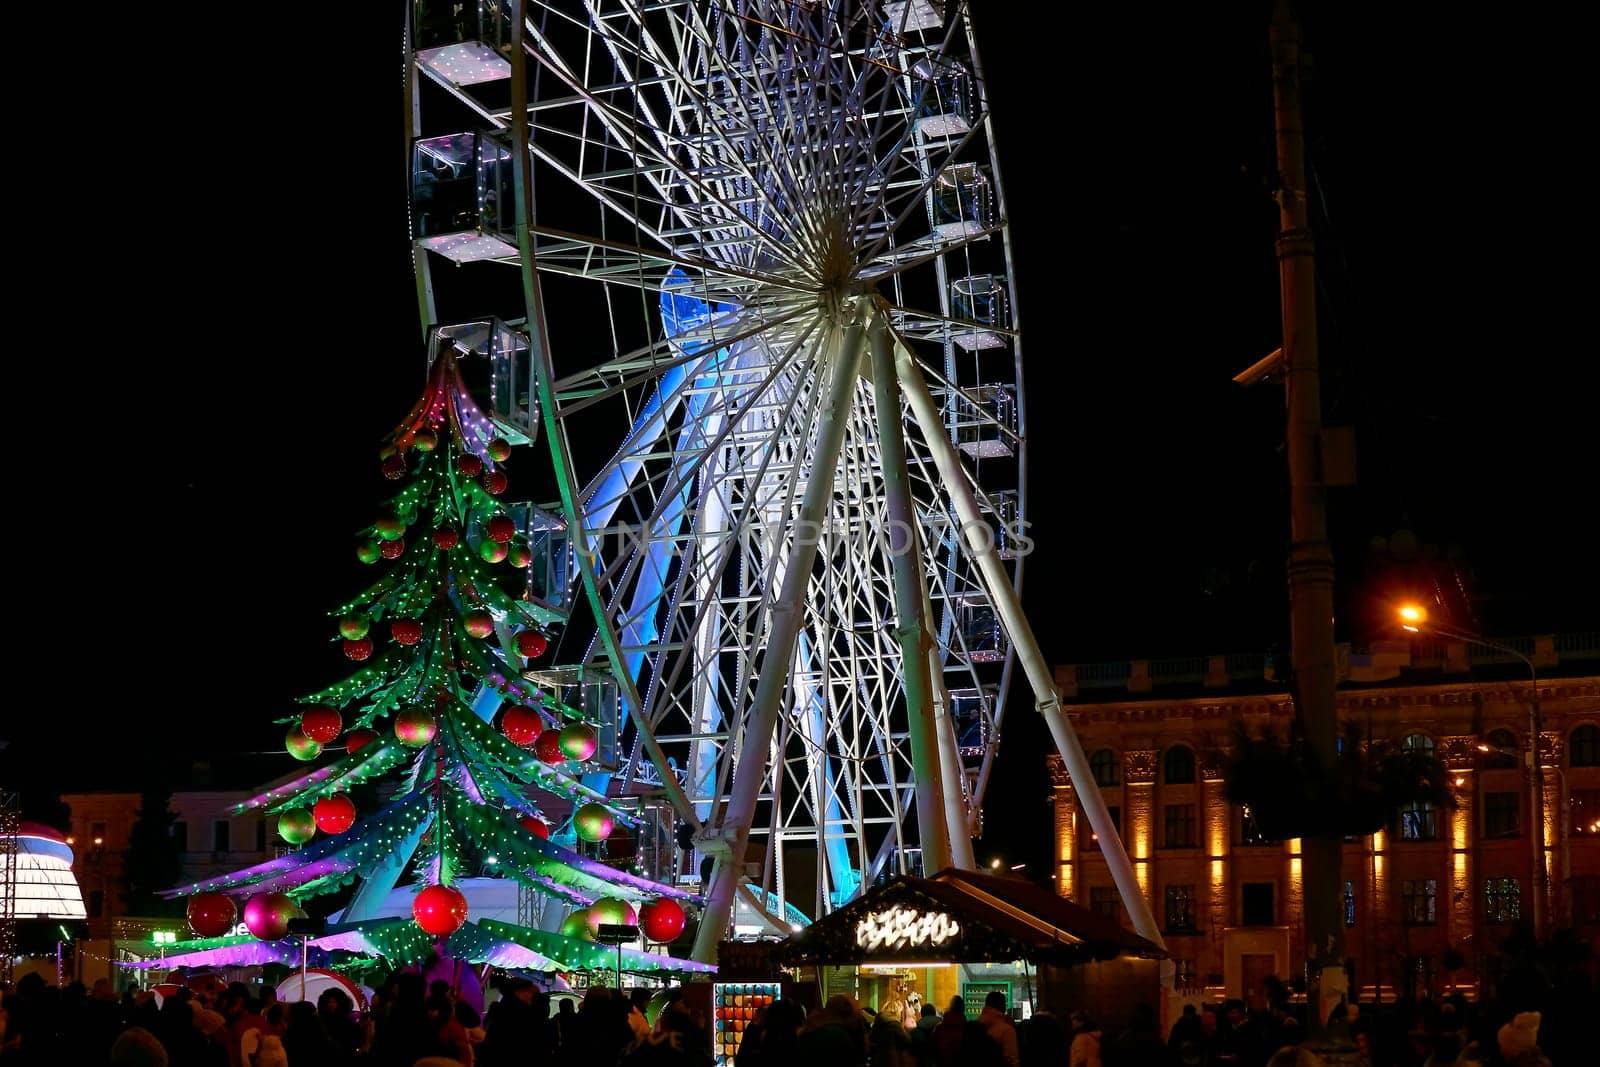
[890,325,1166,950]
[691,311,866,964]
[867,313,954,875]
[916,529,978,871]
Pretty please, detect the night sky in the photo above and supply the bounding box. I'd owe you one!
[7,6,1593,878]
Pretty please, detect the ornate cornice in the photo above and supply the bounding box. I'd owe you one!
[1125,749,1158,784]
[1440,735,1478,771]
[1047,755,1073,789]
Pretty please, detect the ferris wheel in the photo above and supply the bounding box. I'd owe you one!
[404,0,1159,960]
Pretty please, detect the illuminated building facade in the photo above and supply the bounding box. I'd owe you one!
[60,790,276,934]
[1049,634,1600,1001]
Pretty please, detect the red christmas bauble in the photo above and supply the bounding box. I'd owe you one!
[456,454,484,478]
[413,884,469,937]
[379,538,406,560]
[345,728,378,754]
[299,706,342,743]
[343,638,373,662]
[501,705,542,746]
[395,706,436,747]
[313,794,357,835]
[286,726,322,762]
[520,814,551,840]
[487,438,513,462]
[381,454,407,480]
[244,892,298,941]
[533,729,566,764]
[486,515,515,543]
[186,892,237,939]
[482,470,508,496]
[391,619,423,646]
[412,429,438,453]
[639,898,687,943]
[356,539,382,564]
[463,610,494,640]
[338,615,370,640]
[432,527,459,549]
[516,631,549,659]
[507,542,532,568]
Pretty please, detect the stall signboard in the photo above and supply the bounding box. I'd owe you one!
[854,906,961,952]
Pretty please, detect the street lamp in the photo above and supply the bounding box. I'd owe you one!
[1397,604,1548,940]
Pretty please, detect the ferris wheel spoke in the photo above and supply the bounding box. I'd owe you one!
[672,2,832,264]
[527,224,817,296]
[611,0,833,269]
[555,303,814,416]
[520,22,808,277]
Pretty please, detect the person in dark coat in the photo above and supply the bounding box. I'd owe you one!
[480,979,551,1065]
[933,995,967,1067]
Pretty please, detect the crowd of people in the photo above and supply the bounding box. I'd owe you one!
[0,970,1575,1066]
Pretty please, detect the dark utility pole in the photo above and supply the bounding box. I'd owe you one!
[1272,0,1348,1043]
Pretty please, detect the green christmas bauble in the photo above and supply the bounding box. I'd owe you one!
[277,808,316,845]
[286,726,323,761]
[412,430,438,453]
[560,907,593,940]
[507,542,533,569]
[589,896,636,929]
[574,803,614,843]
[374,516,406,541]
[356,539,382,564]
[479,540,509,564]
[559,722,599,761]
[394,706,436,748]
[463,610,495,640]
[486,437,513,462]
[338,615,371,640]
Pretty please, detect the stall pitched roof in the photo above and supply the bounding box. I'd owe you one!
[777,869,1162,968]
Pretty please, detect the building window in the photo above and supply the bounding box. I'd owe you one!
[1090,749,1120,787]
[1238,805,1277,846]
[256,819,267,852]
[1483,729,1519,769]
[1483,792,1520,838]
[1173,958,1198,992]
[1085,806,1121,851]
[212,820,230,853]
[171,821,188,851]
[1344,880,1357,928]
[1402,733,1435,755]
[88,889,104,918]
[1090,886,1121,922]
[1484,877,1521,924]
[1571,724,1600,767]
[90,821,107,853]
[1401,879,1437,925]
[1164,746,1195,785]
[1572,791,1600,837]
[1165,884,1197,932]
[1573,876,1600,925]
[1242,882,1274,926]
[1164,804,1197,848]
[1397,801,1439,841]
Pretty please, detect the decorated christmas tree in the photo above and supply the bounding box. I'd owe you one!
[145,352,705,978]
